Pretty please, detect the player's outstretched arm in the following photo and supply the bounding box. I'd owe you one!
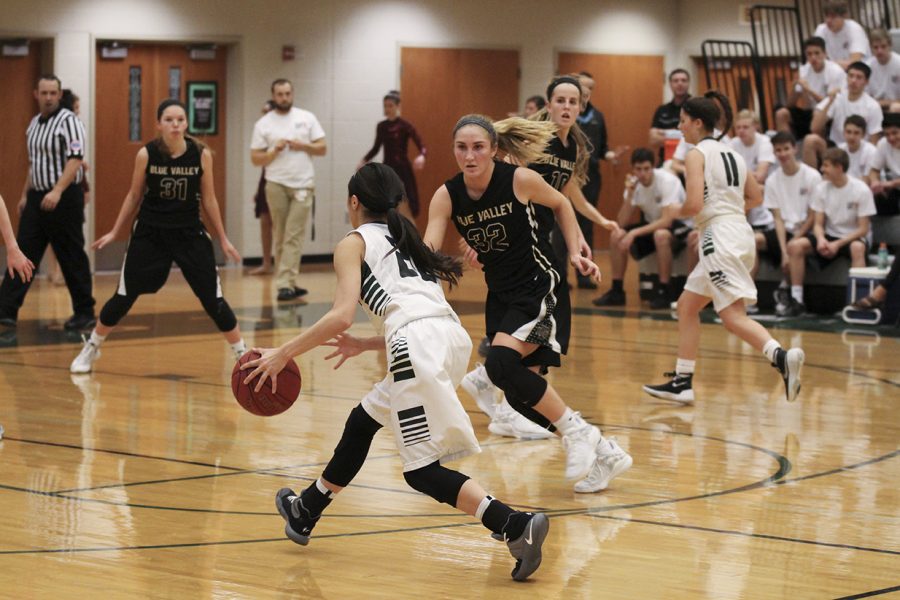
[242,234,365,392]
[0,195,34,282]
[322,333,385,369]
[423,185,452,252]
[93,148,148,250]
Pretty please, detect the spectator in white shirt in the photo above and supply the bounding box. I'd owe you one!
[814,0,870,69]
[867,111,900,215]
[783,147,876,316]
[776,37,847,138]
[803,61,882,168]
[592,148,695,309]
[765,132,822,311]
[838,114,878,180]
[730,111,776,290]
[250,79,327,302]
[866,28,900,111]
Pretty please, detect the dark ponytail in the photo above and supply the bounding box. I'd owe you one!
[704,90,733,140]
[349,163,462,287]
[682,90,733,141]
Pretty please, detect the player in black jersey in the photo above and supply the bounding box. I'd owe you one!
[70,99,246,374]
[529,76,620,278]
[460,79,632,492]
[425,114,618,483]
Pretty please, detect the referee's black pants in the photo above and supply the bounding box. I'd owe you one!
[0,185,95,320]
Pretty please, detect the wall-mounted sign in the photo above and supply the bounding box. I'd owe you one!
[187,81,217,135]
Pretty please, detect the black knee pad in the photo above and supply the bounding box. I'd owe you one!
[403,461,469,507]
[202,298,237,332]
[322,404,382,487]
[483,346,548,407]
[505,388,554,431]
[99,293,138,327]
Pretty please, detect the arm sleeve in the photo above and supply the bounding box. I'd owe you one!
[60,115,86,159]
[407,120,426,155]
[870,141,887,171]
[849,22,870,57]
[763,178,778,210]
[810,183,825,213]
[858,185,878,217]
[758,136,775,164]
[309,113,326,141]
[363,121,385,162]
[594,112,608,162]
[250,121,268,150]
[659,173,682,206]
[866,102,883,136]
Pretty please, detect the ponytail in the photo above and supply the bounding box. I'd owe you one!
[349,163,463,287]
[703,90,733,141]
[682,90,733,141]
[453,113,557,166]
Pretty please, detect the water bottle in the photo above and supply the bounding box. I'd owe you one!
[877,242,889,270]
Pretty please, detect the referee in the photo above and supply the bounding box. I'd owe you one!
[0,75,95,330]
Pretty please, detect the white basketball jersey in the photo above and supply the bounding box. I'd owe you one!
[352,222,455,339]
[693,138,748,227]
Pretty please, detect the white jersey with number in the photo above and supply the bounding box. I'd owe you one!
[693,137,747,227]
[352,222,454,341]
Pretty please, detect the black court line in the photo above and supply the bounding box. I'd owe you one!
[776,449,900,486]
[834,585,900,599]
[0,521,481,556]
[4,437,246,472]
[0,436,896,555]
[0,424,790,524]
[585,514,900,557]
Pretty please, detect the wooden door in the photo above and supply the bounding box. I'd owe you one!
[94,43,227,269]
[0,44,43,232]
[557,53,665,250]
[400,47,520,253]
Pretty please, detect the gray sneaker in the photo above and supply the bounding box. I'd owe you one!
[275,487,320,546]
[505,513,549,581]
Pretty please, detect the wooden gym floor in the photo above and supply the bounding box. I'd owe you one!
[0,259,897,599]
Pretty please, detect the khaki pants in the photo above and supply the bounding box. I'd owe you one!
[265,181,313,290]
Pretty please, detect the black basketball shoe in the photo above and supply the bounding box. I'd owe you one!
[275,487,320,545]
[643,372,694,403]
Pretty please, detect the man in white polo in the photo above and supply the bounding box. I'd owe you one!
[251,79,326,301]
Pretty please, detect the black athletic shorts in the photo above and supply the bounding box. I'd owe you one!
[117,220,222,302]
[788,107,814,138]
[754,225,784,268]
[804,232,868,268]
[484,268,569,369]
[627,219,691,260]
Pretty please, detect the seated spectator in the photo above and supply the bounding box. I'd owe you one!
[764,132,822,312]
[850,253,898,309]
[814,0,870,69]
[776,36,847,138]
[730,110,776,299]
[593,148,694,309]
[838,114,877,180]
[783,147,876,316]
[867,111,900,215]
[803,61,881,168]
[649,69,691,165]
[866,28,900,111]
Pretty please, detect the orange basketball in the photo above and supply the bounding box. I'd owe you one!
[231,351,302,416]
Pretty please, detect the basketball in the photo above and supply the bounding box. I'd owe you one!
[231,351,302,416]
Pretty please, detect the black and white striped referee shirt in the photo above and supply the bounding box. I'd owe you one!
[26,107,86,192]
